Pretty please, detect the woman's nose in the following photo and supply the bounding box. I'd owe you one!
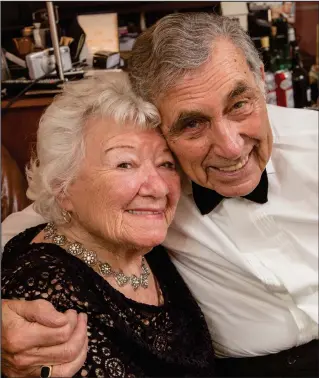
[139,170,169,198]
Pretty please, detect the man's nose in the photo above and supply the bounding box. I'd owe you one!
[139,168,169,198]
[211,119,244,160]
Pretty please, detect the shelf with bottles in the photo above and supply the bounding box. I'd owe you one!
[260,27,316,109]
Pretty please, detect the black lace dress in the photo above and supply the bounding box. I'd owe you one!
[2,225,215,377]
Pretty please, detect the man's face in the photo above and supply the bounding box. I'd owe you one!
[157,38,273,197]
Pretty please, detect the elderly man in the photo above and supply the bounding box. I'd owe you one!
[2,13,318,378]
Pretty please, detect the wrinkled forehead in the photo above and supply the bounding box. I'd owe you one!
[158,46,257,114]
[157,39,254,100]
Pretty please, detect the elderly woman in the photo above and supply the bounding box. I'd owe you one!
[1,74,215,377]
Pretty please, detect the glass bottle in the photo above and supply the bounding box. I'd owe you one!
[291,46,311,108]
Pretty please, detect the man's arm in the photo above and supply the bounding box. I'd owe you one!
[1,204,44,248]
[2,299,88,377]
[2,207,87,376]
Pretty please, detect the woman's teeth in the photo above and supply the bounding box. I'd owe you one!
[218,155,249,172]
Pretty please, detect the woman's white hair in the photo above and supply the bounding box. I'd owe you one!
[26,72,160,223]
[129,12,265,103]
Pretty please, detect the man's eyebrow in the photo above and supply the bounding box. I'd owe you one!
[104,145,135,154]
[227,81,253,102]
[168,110,210,137]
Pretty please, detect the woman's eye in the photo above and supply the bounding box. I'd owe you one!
[161,161,176,169]
[117,162,132,169]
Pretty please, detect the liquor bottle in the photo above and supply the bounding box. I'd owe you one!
[288,27,297,58]
[270,26,282,71]
[271,14,288,45]
[282,26,297,71]
[271,14,288,66]
[291,46,311,108]
[260,36,277,105]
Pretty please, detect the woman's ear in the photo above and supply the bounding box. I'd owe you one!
[56,191,73,212]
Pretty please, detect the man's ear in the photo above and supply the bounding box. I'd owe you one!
[260,64,266,82]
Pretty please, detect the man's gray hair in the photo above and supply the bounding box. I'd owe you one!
[27,72,160,223]
[129,12,264,103]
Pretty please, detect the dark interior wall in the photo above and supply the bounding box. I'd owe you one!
[294,1,319,58]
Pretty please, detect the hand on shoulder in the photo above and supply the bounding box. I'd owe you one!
[1,299,88,377]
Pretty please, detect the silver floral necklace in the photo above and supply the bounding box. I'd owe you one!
[44,222,150,291]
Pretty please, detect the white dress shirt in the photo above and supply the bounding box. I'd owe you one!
[1,105,318,358]
[163,105,318,357]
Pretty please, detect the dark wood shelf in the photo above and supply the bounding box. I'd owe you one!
[1,97,54,109]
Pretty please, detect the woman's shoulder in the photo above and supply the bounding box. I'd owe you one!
[2,224,68,270]
[2,224,46,261]
[1,226,97,312]
[2,224,89,293]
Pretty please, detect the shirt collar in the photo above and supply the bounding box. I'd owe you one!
[192,168,269,215]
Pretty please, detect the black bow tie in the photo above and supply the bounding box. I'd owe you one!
[192,169,269,215]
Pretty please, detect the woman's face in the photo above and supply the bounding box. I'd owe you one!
[63,117,181,250]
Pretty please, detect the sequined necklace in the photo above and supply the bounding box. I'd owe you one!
[44,222,150,291]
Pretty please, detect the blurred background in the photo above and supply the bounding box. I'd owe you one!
[1,1,318,221]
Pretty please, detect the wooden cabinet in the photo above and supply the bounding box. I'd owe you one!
[1,97,53,174]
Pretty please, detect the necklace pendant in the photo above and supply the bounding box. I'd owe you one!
[140,274,149,289]
[115,272,130,287]
[130,275,141,290]
[53,234,67,246]
[99,262,112,276]
[82,250,97,266]
[67,242,83,256]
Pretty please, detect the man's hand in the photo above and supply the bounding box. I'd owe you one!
[2,299,88,377]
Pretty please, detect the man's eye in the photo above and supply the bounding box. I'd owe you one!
[232,101,247,110]
[161,161,176,169]
[183,118,210,132]
[117,162,132,169]
[185,120,200,129]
